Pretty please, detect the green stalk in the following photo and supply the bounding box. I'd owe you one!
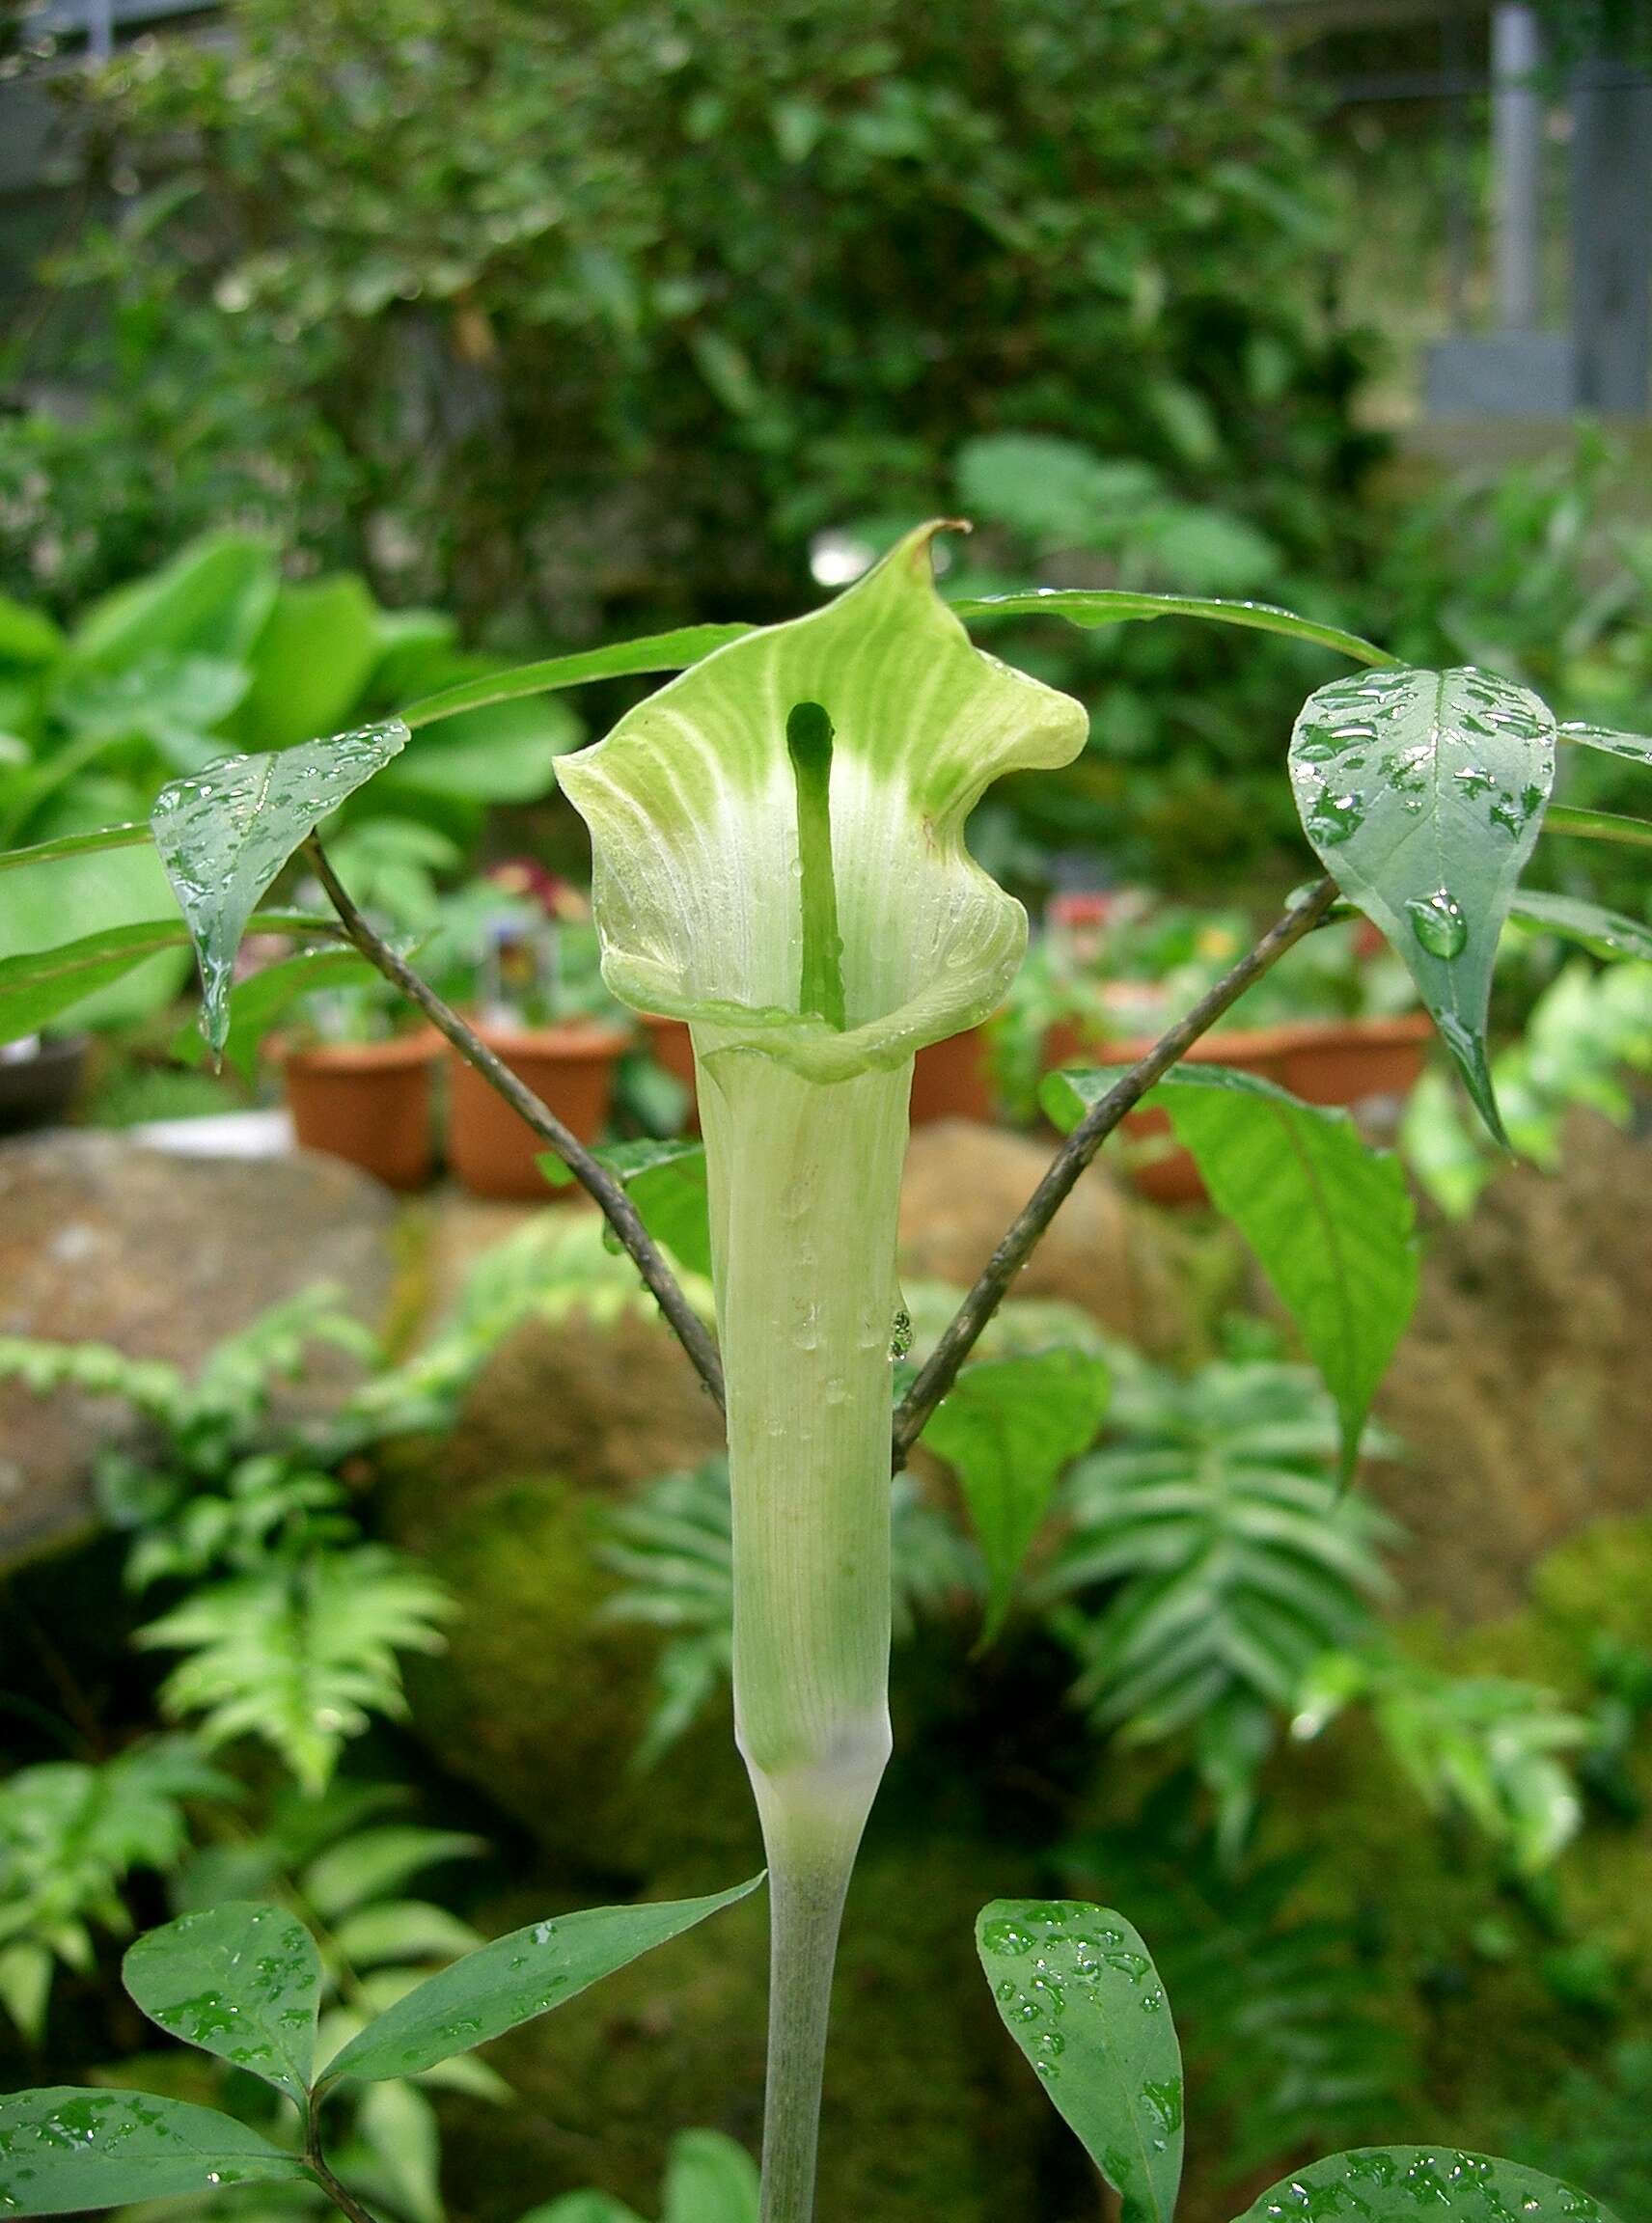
[698,1048,910,2223]
[785,702,846,1032]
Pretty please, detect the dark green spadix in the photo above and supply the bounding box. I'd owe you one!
[785,700,845,1030]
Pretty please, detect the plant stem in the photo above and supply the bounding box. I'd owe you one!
[303,836,725,1411]
[304,2108,384,2223]
[892,874,1340,1460]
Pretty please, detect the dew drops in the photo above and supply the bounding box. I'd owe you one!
[888,1306,913,1360]
[1406,889,1468,960]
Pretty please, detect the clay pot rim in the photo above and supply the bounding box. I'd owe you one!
[275,1027,441,1074]
[460,1016,632,1059]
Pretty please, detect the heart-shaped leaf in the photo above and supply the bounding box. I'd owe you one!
[922,1350,1110,1640]
[123,1902,322,2105]
[151,720,407,1051]
[1230,2148,1620,2222]
[1288,666,1556,1140]
[1045,1065,1418,1479]
[318,1875,761,2090]
[977,1900,1182,2223]
[0,2088,309,2215]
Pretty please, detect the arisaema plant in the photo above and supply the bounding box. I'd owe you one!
[4,526,1647,2223]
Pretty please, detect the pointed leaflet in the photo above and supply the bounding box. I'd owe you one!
[123,1902,322,2106]
[400,625,754,729]
[1558,719,1652,770]
[0,914,334,1046]
[1288,667,1556,1140]
[0,2088,310,2215]
[1508,890,1652,964]
[317,1875,761,2089]
[977,1901,1182,2223]
[922,1350,1110,1641]
[951,587,1394,668]
[1542,802,1652,850]
[1230,2148,1619,2222]
[0,823,151,873]
[151,720,407,1050]
[556,525,1088,1083]
[1044,1066,1417,1480]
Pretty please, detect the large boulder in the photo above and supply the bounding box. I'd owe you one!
[0,1133,398,1567]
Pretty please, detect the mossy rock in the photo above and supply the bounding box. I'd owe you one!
[399,1470,759,1886]
[437,1839,1054,2223]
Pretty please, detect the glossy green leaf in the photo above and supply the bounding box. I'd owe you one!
[922,1349,1110,1641]
[1558,719,1652,770]
[172,946,377,1081]
[977,1900,1182,2223]
[1046,1064,1417,1479]
[661,2129,760,2223]
[386,695,580,804]
[70,535,279,674]
[151,720,408,1050]
[952,588,1394,668]
[1288,666,1556,1140]
[539,1139,712,1279]
[0,920,192,1043]
[1508,890,1652,963]
[318,1875,761,2089]
[0,838,195,1030]
[0,822,151,873]
[236,576,383,753]
[0,2088,309,2214]
[1542,802,1652,850]
[50,654,249,746]
[1230,2148,1620,2222]
[400,626,753,730]
[123,1903,321,2105]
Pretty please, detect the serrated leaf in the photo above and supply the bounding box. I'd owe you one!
[1229,2148,1620,2222]
[0,2088,310,2214]
[400,625,752,730]
[661,2129,760,2223]
[123,1903,321,2105]
[317,1876,761,2090]
[151,721,408,1050]
[952,587,1393,667]
[1558,719,1652,770]
[1288,667,1556,1139]
[539,1139,711,1278]
[977,1901,1182,2223]
[1049,1065,1416,1479]
[1508,890,1652,963]
[922,1349,1110,1641]
[302,1828,486,1922]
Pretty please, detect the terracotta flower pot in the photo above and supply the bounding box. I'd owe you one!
[448,1018,628,1200]
[1274,1012,1434,1108]
[910,1026,996,1125]
[281,1030,439,1192]
[642,1013,701,1133]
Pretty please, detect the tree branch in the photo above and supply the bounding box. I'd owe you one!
[891,876,1340,1463]
[303,837,726,1413]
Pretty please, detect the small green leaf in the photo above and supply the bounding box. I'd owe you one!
[123,1903,321,2105]
[540,1139,712,1278]
[1045,1065,1417,1479]
[303,1826,485,1921]
[977,1900,1182,2223]
[1558,719,1652,770]
[331,1901,484,1966]
[662,2129,760,2223]
[151,720,408,1050]
[922,1350,1110,1641]
[1508,890,1652,963]
[953,588,1394,668]
[172,947,379,1081]
[0,595,65,669]
[1542,802,1652,850]
[0,920,192,1044]
[317,1876,762,2090]
[0,823,151,873]
[519,2200,646,2223]
[1289,666,1556,1140]
[1229,2148,1620,2222]
[400,626,753,730]
[0,2088,310,2215]
[236,575,383,754]
[70,535,278,673]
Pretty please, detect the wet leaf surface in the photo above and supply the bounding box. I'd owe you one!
[124,1903,322,2105]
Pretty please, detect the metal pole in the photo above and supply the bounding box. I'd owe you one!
[1492,5,1545,329]
[1570,38,1652,413]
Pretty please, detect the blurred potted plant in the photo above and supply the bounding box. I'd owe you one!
[437,864,629,1199]
[0,1032,89,1133]
[275,979,439,1192]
